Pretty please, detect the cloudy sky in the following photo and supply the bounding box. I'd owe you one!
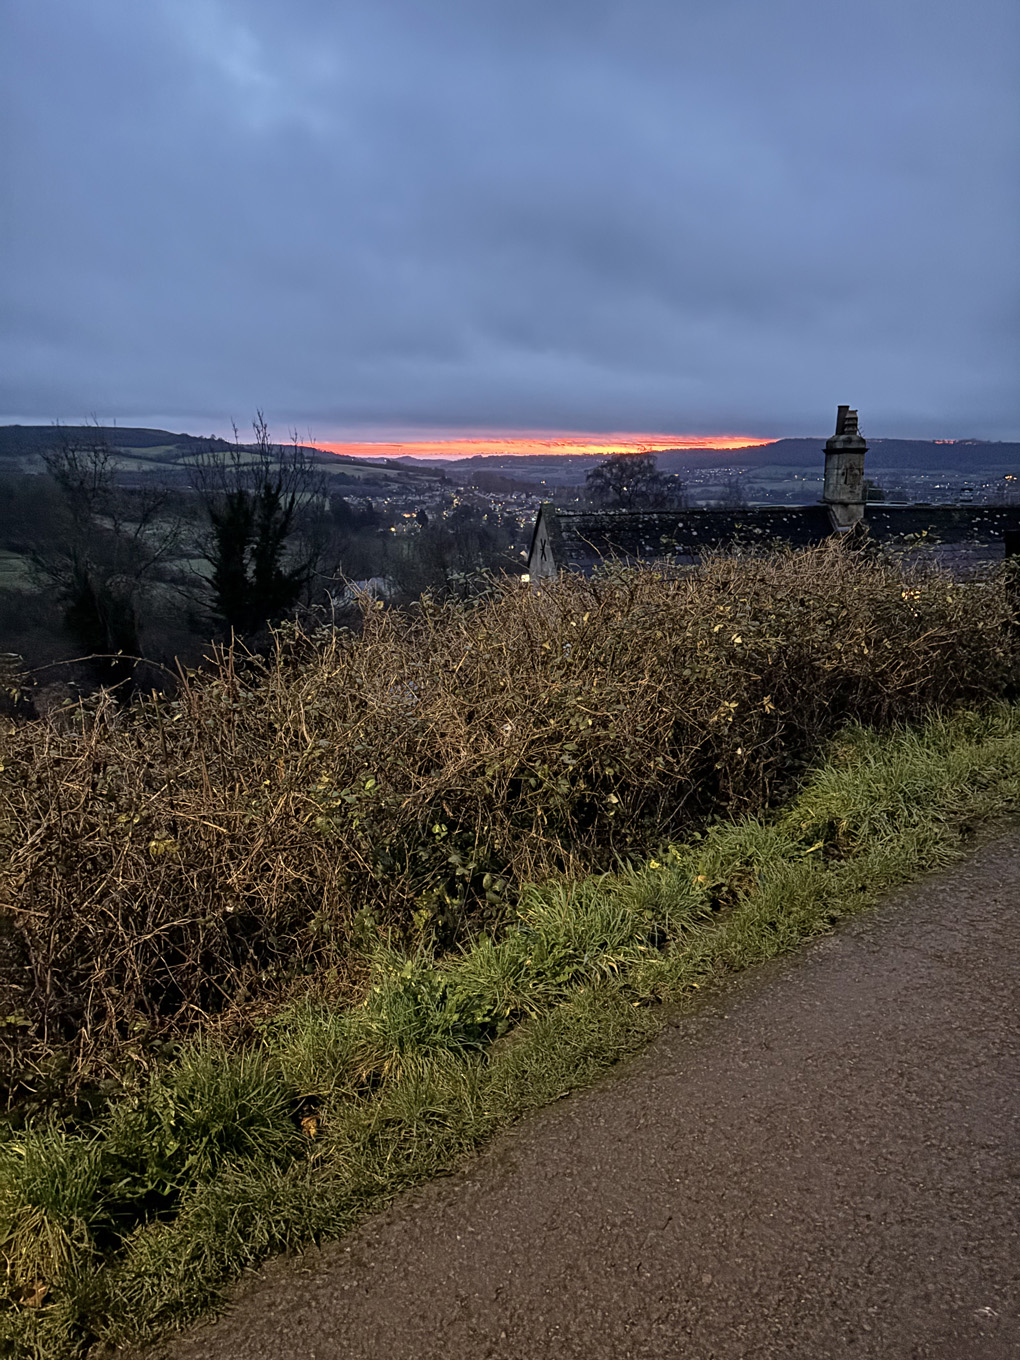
[2,0,1018,443]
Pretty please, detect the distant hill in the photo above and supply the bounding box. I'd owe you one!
[404,438,1020,486]
[0,424,234,459]
[0,425,447,492]
[656,438,1020,474]
[4,425,1016,488]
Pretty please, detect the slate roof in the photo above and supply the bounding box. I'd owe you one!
[529,503,1020,579]
[536,506,835,574]
[862,505,1020,544]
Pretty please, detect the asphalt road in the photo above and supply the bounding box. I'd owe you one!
[157,833,1020,1360]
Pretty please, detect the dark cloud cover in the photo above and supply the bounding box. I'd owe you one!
[2,0,1017,438]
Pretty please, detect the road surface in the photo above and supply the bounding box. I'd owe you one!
[156,833,1020,1360]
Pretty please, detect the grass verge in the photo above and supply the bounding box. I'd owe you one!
[3,703,1020,1356]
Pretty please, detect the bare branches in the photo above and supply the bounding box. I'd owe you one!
[41,419,115,527]
[31,422,169,694]
[585,452,686,509]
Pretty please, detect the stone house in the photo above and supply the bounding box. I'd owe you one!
[527,407,1020,581]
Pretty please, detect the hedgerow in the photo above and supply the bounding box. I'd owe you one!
[1,541,1017,1100]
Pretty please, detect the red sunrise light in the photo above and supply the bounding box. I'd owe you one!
[309,431,777,460]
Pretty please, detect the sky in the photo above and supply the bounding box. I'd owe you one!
[2,0,1018,450]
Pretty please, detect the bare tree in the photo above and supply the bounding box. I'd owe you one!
[384,502,519,600]
[34,421,180,693]
[585,453,686,509]
[716,474,748,509]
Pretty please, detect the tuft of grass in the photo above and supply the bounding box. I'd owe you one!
[2,705,1020,1357]
[100,1046,302,1209]
[0,1132,104,1301]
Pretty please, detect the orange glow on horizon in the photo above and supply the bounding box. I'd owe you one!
[310,431,777,461]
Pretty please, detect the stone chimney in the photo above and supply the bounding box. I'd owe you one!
[823,405,867,528]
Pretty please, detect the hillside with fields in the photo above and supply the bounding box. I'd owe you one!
[0,425,448,496]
